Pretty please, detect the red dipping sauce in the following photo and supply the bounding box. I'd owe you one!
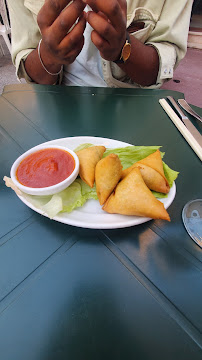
[16,148,75,188]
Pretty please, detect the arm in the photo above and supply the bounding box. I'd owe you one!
[83,0,193,87]
[146,0,193,80]
[83,0,159,86]
[24,0,86,84]
[7,0,41,82]
[7,0,86,84]
[116,36,159,87]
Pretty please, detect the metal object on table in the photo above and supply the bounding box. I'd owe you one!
[159,98,202,160]
[182,199,202,248]
[178,99,202,123]
[166,96,202,147]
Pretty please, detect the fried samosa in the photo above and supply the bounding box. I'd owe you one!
[76,146,106,187]
[121,150,170,194]
[95,154,123,205]
[103,168,170,221]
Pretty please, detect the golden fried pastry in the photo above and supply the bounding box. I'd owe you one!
[121,150,170,194]
[76,146,106,187]
[95,153,123,205]
[103,168,170,221]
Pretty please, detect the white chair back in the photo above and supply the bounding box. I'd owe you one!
[0,0,11,55]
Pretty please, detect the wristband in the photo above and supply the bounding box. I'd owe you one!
[38,39,63,76]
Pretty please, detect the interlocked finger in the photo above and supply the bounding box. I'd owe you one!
[84,0,126,31]
[59,15,86,53]
[37,0,72,30]
[50,0,86,43]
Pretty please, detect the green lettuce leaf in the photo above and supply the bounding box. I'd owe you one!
[104,145,162,169]
[23,179,98,219]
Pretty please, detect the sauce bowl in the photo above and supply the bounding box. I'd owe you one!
[10,144,79,196]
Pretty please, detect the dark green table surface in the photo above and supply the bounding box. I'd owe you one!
[0,84,202,360]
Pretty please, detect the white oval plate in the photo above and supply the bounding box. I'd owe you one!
[17,136,176,229]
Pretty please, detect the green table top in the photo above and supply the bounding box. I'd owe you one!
[0,84,202,360]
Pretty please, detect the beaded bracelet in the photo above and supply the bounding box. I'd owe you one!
[38,39,63,76]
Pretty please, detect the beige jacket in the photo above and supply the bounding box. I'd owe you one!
[7,0,193,88]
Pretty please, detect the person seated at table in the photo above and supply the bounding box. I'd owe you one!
[7,0,193,88]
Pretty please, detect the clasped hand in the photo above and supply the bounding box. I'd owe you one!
[37,0,127,67]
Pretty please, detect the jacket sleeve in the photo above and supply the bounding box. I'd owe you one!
[7,0,42,82]
[108,0,193,89]
[145,0,193,85]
